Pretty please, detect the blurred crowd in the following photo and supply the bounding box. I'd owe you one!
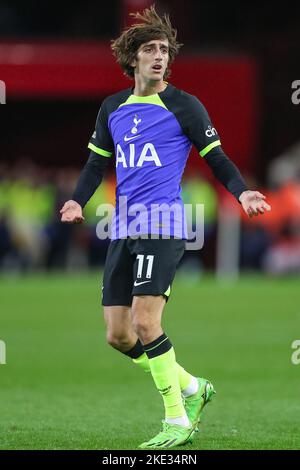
[0,157,300,276]
[0,160,113,272]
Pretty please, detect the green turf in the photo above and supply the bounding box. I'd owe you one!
[0,272,299,450]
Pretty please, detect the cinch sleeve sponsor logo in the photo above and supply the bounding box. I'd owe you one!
[205,125,217,137]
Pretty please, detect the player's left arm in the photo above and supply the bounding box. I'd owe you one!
[184,95,271,217]
[203,146,271,217]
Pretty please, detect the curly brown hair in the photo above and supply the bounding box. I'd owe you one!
[111,4,183,80]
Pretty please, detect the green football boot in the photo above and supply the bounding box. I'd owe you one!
[139,420,195,449]
[184,378,216,431]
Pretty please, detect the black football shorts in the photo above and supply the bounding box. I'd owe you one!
[102,237,185,306]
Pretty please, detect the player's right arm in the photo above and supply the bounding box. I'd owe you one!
[60,100,114,224]
[60,199,85,224]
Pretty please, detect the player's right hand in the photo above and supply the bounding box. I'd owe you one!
[60,200,85,224]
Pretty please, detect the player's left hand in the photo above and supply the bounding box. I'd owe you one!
[239,190,271,218]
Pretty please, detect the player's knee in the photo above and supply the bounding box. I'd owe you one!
[106,332,132,351]
[131,314,152,339]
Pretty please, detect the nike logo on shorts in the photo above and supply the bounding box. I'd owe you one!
[134,280,151,287]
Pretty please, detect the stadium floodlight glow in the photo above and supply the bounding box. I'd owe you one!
[0,81,6,104]
[0,340,6,365]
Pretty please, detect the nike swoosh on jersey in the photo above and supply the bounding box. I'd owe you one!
[134,280,151,287]
[124,134,142,142]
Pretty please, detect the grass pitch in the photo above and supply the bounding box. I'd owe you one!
[0,272,299,450]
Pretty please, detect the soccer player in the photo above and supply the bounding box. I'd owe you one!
[60,6,271,449]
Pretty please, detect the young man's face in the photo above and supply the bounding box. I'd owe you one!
[132,38,169,82]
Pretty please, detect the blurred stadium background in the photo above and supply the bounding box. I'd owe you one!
[0,0,300,450]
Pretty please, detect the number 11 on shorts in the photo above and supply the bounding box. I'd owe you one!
[136,254,154,279]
